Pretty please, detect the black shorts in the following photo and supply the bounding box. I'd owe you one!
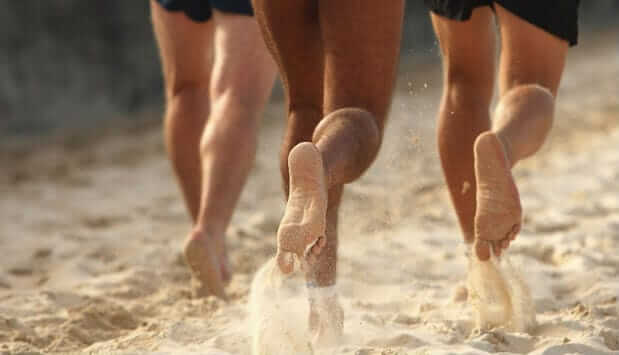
[155,0,253,23]
[425,0,580,46]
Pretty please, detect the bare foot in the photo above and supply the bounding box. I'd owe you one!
[309,295,344,347]
[473,132,522,261]
[184,229,229,299]
[276,142,328,274]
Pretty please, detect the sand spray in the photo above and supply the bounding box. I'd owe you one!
[249,257,314,355]
[467,246,536,333]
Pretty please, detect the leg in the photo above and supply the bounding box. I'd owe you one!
[267,0,405,278]
[309,0,404,345]
[473,4,568,260]
[253,0,336,345]
[494,3,567,161]
[252,0,326,272]
[252,0,325,195]
[150,0,213,221]
[254,0,403,346]
[431,8,496,245]
[312,0,404,344]
[186,11,277,298]
[307,0,405,285]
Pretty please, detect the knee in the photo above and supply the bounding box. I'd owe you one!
[496,84,555,121]
[164,80,209,116]
[199,109,258,157]
[313,108,382,174]
[314,108,381,147]
[199,91,263,157]
[200,82,272,155]
[443,64,494,109]
[501,84,554,105]
[210,69,274,116]
[210,88,264,118]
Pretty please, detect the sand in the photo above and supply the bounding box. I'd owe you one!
[1,33,618,354]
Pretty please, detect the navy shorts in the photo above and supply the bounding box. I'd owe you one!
[155,0,253,22]
[425,0,580,46]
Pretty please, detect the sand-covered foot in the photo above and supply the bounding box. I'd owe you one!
[277,142,328,273]
[184,229,229,299]
[309,292,344,347]
[474,132,522,261]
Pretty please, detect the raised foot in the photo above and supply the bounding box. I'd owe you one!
[277,142,328,273]
[184,229,230,299]
[473,132,522,261]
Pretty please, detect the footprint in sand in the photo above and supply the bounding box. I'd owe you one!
[0,277,11,289]
[33,248,52,259]
[8,266,33,277]
[81,215,129,229]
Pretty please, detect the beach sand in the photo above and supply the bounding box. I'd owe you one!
[1,34,618,355]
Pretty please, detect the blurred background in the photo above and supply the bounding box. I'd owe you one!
[1,1,617,139]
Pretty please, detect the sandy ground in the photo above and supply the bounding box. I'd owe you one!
[1,32,618,354]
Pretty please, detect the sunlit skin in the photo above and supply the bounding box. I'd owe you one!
[252,0,404,345]
[431,5,568,261]
[150,0,277,299]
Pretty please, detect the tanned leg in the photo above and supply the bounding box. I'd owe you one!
[252,0,326,272]
[185,11,277,298]
[152,1,277,298]
[253,0,403,345]
[430,8,496,246]
[473,4,568,260]
[151,0,213,221]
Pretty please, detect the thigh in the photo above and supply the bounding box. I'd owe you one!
[251,0,323,111]
[319,0,405,130]
[150,0,214,97]
[210,12,277,108]
[430,6,496,96]
[495,4,569,96]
